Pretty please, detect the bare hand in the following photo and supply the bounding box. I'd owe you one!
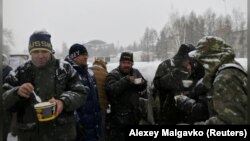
[49,98,64,117]
[129,76,135,83]
[17,83,34,98]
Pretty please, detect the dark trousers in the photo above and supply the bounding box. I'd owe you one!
[108,113,138,141]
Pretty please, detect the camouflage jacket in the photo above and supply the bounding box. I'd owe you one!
[2,56,87,141]
[202,63,247,124]
[189,36,248,124]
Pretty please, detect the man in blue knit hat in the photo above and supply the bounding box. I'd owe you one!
[28,31,54,54]
[2,30,88,141]
[65,43,102,141]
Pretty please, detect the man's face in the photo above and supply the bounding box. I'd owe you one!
[31,50,51,67]
[119,60,133,74]
[73,54,88,66]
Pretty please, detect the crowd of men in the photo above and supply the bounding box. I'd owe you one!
[2,30,247,141]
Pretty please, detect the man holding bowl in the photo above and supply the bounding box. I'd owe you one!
[2,30,87,141]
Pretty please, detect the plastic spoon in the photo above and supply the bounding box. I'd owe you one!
[32,90,42,103]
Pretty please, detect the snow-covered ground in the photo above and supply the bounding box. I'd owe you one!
[107,58,247,84]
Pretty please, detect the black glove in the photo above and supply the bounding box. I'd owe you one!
[193,81,209,96]
[175,95,195,113]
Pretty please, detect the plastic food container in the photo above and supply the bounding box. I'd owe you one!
[34,102,56,122]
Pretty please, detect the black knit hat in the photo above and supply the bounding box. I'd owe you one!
[120,52,133,62]
[174,44,196,59]
[69,43,88,59]
[28,31,54,54]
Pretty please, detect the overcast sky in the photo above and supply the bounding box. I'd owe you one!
[3,0,247,54]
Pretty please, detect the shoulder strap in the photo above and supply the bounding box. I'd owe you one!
[216,63,247,76]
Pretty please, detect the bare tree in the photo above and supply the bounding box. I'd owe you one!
[125,8,246,60]
[232,8,246,31]
[140,27,158,61]
[185,11,205,45]
[215,15,233,44]
[203,8,217,36]
[155,30,167,59]
[231,9,247,57]
[171,14,186,47]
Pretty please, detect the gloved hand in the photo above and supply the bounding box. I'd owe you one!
[192,79,209,96]
[174,95,189,107]
[174,95,195,113]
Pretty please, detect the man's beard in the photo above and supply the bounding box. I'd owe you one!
[32,61,48,68]
[120,67,132,74]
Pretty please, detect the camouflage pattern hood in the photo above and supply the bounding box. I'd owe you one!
[189,36,236,89]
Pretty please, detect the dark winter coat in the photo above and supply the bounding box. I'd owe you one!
[2,65,13,141]
[2,56,87,141]
[106,67,147,125]
[65,56,102,141]
[2,65,12,83]
[153,56,206,125]
[153,58,191,124]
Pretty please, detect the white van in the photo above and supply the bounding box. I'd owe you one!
[9,54,29,70]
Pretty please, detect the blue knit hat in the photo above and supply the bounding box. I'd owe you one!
[69,43,88,59]
[28,31,54,54]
